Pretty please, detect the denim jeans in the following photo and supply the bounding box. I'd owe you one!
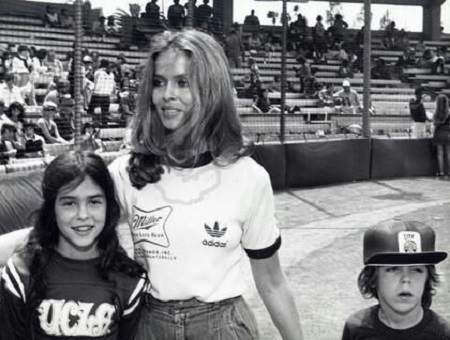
[135,294,259,340]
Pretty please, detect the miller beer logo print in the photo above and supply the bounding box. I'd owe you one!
[132,205,172,247]
[398,231,422,253]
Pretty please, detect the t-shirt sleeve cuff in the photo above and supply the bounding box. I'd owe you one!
[244,235,282,260]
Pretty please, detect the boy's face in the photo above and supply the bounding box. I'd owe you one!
[25,127,34,138]
[2,129,13,140]
[377,266,427,318]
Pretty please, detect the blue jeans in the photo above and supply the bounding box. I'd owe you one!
[136,294,259,340]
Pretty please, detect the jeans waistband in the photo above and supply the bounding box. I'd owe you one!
[145,294,241,310]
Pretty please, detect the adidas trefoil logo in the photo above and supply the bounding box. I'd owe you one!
[204,221,227,238]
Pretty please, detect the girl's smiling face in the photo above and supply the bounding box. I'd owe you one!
[54,176,106,260]
[151,49,194,131]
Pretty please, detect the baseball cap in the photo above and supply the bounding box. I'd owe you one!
[83,55,93,63]
[342,79,351,87]
[363,219,447,266]
[43,101,58,110]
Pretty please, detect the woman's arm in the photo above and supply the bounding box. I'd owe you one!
[250,252,304,340]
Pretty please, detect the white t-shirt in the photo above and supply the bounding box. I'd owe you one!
[109,155,280,302]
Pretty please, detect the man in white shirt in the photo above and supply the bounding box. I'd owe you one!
[87,59,116,127]
[0,73,25,108]
[334,79,362,115]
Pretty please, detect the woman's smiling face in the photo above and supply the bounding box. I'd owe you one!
[151,49,194,131]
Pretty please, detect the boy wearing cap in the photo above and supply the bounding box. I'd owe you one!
[342,220,450,339]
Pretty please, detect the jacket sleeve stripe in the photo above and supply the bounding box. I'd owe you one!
[123,298,141,316]
[7,258,27,303]
[2,259,25,302]
[127,276,147,305]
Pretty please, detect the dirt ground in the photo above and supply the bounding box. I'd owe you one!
[243,177,450,340]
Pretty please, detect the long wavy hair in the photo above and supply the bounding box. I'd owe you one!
[128,29,253,189]
[20,151,145,331]
[357,265,439,309]
[433,94,449,125]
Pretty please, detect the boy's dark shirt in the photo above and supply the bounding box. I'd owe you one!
[342,305,450,340]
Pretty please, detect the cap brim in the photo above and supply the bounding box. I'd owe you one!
[366,252,447,266]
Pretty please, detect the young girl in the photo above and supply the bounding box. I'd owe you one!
[0,150,148,339]
[342,219,449,339]
[109,29,303,340]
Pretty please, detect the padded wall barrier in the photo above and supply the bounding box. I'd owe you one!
[371,138,436,179]
[0,171,43,235]
[252,143,286,190]
[285,139,371,188]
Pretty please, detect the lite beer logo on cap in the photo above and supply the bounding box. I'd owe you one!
[398,231,422,253]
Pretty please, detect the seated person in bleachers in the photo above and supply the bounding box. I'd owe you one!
[0,73,26,108]
[59,8,74,29]
[0,124,18,164]
[403,46,417,67]
[23,122,46,156]
[339,59,354,79]
[383,21,398,50]
[43,50,64,78]
[267,75,284,93]
[1,101,24,131]
[371,58,391,80]
[394,29,410,52]
[36,102,68,144]
[247,31,262,52]
[43,4,60,28]
[32,49,48,76]
[302,75,323,99]
[92,16,107,39]
[318,84,337,107]
[54,98,75,142]
[419,48,445,74]
[44,78,72,107]
[10,45,36,105]
[334,79,362,115]
[253,88,281,114]
[80,122,102,152]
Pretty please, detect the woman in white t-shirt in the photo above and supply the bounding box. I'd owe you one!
[109,29,303,340]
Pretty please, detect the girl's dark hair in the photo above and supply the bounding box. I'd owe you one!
[357,265,439,309]
[21,150,145,329]
[5,101,25,122]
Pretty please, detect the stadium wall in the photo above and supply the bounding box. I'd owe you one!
[0,139,437,235]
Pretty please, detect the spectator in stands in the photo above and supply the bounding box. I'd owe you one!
[302,75,323,99]
[106,15,121,35]
[145,0,160,23]
[243,9,260,28]
[116,53,132,79]
[0,124,17,164]
[209,9,222,33]
[293,56,311,94]
[403,46,417,67]
[44,78,71,106]
[335,78,362,114]
[32,48,48,76]
[394,29,410,52]
[409,88,428,138]
[383,21,398,50]
[247,31,262,52]
[314,15,327,62]
[0,73,25,108]
[1,51,13,75]
[54,98,75,142]
[43,4,60,28]
[59,8,74,29]
[44,50,64,78]
[183,0,198,26]
[2,101,25,132]
[318,84,337,107]
[371,58,391,80]
[37,102,68,144]
[292,13,308,44]
[196,0,212,30]
[253,87,281,114]
[88,59,116,127]
[167,0,185,29]
[432,94,450,177]
[339,59,354,79]
[23,122,46,156]
[224,26,245,68]
[80,122,102,152]
[329,13,348,45]
[118,77,136,124]
[92,16,107,40]
[415,38,426,54]
[11,45,34,98]
[248,57,261,96]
